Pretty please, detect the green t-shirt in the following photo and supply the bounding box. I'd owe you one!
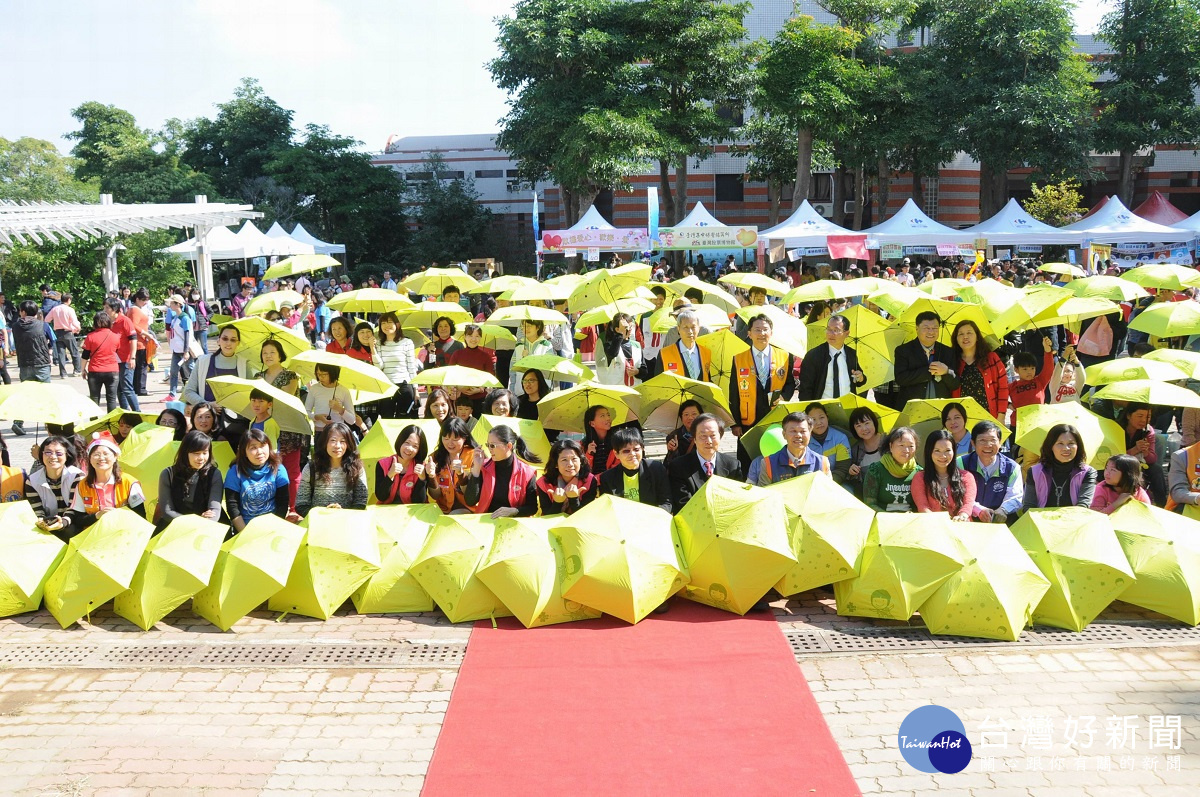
[623,472,640,503]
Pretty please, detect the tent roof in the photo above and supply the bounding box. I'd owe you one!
[0,199,258,247]
[235,221,314,257]
[160,225,247,260]
[1174,208,1200,235]
[1133,191,1189,225]
[760,200,856,247]
[567,205,616,231]
[1060,196,1192,243]
[675,202,725,228]
[290,223,346,255]
[960,198,1083,244]
[861,198,968,244]
[1080,195,1109,220]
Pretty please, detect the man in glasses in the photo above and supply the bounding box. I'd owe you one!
[668,413,742,513]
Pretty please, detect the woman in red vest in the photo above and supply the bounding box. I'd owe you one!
[464,425,543,518]
[61,432,147,537]
[375,424,431,506]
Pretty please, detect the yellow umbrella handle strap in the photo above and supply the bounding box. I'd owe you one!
[275,611,290,623]
[489,610,498,630]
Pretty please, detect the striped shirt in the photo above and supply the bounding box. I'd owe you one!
[373,338,419,384]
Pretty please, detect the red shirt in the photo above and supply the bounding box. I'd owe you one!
[83,328,121,373]
[110,313,136,363]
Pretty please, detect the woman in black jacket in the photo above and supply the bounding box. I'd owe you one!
[156,430,225,532]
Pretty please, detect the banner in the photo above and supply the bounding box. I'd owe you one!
[540,228,648,253]
[532,192,541,277]
[586,247,600,262]
[647,188,659,252]
[1016,244,1043,253]
[827,235,869,260]
[788,247,829,260]
[903,246,938,256]
[1112,245,1192,268]
[880,243,903,260]
[958,244,978,259]
[656,225,758,250]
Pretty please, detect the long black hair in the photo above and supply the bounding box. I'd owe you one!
[311,422,364,485]
[1104,454,1144,495]
[488,424,543,464]
[922,429,967,511]
[172,430,216,490]
[543,438,589,484]
[40,435,78,469]
[433,417,473,471]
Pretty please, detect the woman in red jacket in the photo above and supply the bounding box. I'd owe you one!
[951,320,1009,422]
[464,425,543,518]
[81,311,121,413]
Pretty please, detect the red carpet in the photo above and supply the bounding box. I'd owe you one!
[422,601,860,796]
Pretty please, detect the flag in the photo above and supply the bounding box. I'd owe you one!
[647,187,659,250]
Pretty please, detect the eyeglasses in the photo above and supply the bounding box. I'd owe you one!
[43,450,66,458]
[486,442,506,450]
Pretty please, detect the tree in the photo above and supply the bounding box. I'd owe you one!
[756,15,864,208]
[403,155,493,269]
[1023,180,1086,227]
[490,0,652,224]
[923,0,1097,218]
[732,114,797,226]
[1097,0,1200,205]
[0,137,98,202]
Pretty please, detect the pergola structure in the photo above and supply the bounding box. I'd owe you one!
[0,195,260,300]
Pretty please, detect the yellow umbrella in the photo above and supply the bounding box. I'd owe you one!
[917,278,971,297]
[455,323,516,351]
[805,304,903,391]
[398,266,480,295]
[289,349,397,400]
[472,414,551,467]
[263,253,340,280]
[1143,347,1200,379]
[219,316,311,362]
[890,297,998,348]
[782,279,873,305]
[638,372,733,433]
[487,305,570,327]
[0,502,66,618]
[0,382,104,426]
[1030,297,1121,330]
[351,503,442,614]
[733,304,808,357]
[268,507,381,619]
[359,418,443,500]
[575,298,656,329]
[1085,357,1190,386]
[662,276,740,312]
[1121,263,1200,291]
[77,409,157,439]
[537,381,641,433]
[326,288,416,314]
[243,290,304,317]
[768,471,874,596]
[1128,301,1200,338]
[409,514,513,623]
[500,282,572,303]
[954,278,1023,308]
[412,365,502,390]
[120,423,179,522]
[1093,379,1200,409]
[610,261,654,280]
[511,354,595,383]
[895,397,1009,464]
[1067,276,1151,302]
[1015,402,1126,469]
[991,286,1074,337]
[717,272,787,297]
[399,301,474,330]
[206,376,314,436]
[698,328,749,393]
[647,303,731,334]
[1039,262,1087,278]
[568,271,649,314]
[470,275,539,294]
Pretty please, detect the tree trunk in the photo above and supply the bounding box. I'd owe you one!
[876,156,891,223]
[978,162,1008,220]
[674,158,689,223]
[658,160,676,226]
[1118,148,1135,207]
[794,128,814,210]
[911,166,925,212]
[832,165,848,229]
[852,166,866,230]
[768,181,782,227]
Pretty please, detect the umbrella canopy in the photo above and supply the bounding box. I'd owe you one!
[191,513,306,631]
[112,515,227,630]
[1012,507,1135,632]
[206,376,314,436]
[697,329,749,393]
[77,409,157,439]
[472,414,551,467]
[576,297,657,329]
[917,278,971,297]
[896,397,1010,463]
[783,278,878,305]
[662,276,741,312]
[243,290,305,317]
[717,272,787,297]
[558,495,687,624]
[955,278,1024,308]
[217,316,311,363]
[327,288,416,314]
[409,514,513,623]
[398,266,479,296]
[537,381,641,433]
[0,382,103,426]
[767,472,874,596]
[833,513,967,621]
[43,508,154,628]
[1029,297,1122,330]
[470,275,540,295]
[399,301,474,330]
[1014,402,1126,469]
[500,281,572,303]
[1093,379,1200,409]
[1038,262,1087,278]
[638,372,733,433]
[1143,347,1200,379]
[888,297,998,348]
[1110,502,1200,626]
[476,516,603,628]
[487,305,570,327]
[120,423,179,522]
[0,502,66,617]
[263,253,340,280]
[1120,264,1200,291]
[805,305,904,391]
[918,523,1051,641]
[1066,276,1151,303]
[289,349,398,400]
[268,507,381,619]
[732,304,808,358]
[1085,357,1190,386]
[647,303,731,334]
[1128,301,1200,338]
[412,365,502,390]
[359,418,443,499]
[673,476,794,615]
[511,354,595,384]
[991,286,1074,337]
[351,503,442,614]
[568,272,648,313]
[455,323,516,351]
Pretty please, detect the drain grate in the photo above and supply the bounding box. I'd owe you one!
[824,627,934,652]
[0,641,466,670]
[1026,625,1143,646]
[1126,624,1200,642]
[784,630,830,655]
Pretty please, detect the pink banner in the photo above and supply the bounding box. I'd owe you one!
[826,235,868,260]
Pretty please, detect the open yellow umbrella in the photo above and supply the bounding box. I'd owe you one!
[206,376,314,436]
[1128,301,1200,338]
[892,298,998,348]
[732,304,808,358]
[638,372,733,433]
[359,418,443,500]
[470,275,539,295]
[472,414,551,467]
[1067,275,1151,302]
[268,507,381,619]
[568,271,648,314]
[351,503,441,614]
[991,286,1073,337]
[412,365,502,390]
[0,382,103,427]
[218,316,311,362]
[1014,402,1125,469]
[399,301,474,330]
[1120,263,1200,291]
[327,287,417,314]
[895,397,1009,463]
[718,272,787,297]
[409,514,513,624]
[673,476,795,615]
[576,298,656,329]
[1143,347,1200,379]
[1093,379,1200,409]
[783,279,874,305]
[120,423,179,522]
[487,305,570,327]
[647,303,732,334]
[1085,357,1190,385]
[662,276,741,312]
[243,290,304,317]
[1110,501,1200,625]
[537,381,641,433]
[289,349,398,400]
[398,266,479,296]
[77,409,157,439]
[1039,262,1087,278]
[476,516,603,628]
[0,502,66,617]
[805,305,903,391]
[917,278,971,297]
[768,472,874,596]
[511,354,595,384]
[954,277,1022,308]
[455,323,516,351]
[697,329,749,393]
[1030,297,1122,330]
[499,282,571,303]
[263,253,340,280]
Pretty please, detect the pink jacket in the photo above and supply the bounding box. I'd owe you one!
[911,470,977,519]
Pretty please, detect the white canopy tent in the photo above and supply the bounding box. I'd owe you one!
[960,198,1085,245]
[1059,196,1193,244]
[0,195,258,297]
[1172,208,1200,236]
[674,202,724,228]
[760,200,856,247]
[290,222,346,255]
[860,198,970,245]
[570,205,617,231]
[160,225,247,260]
[234,221,314,258]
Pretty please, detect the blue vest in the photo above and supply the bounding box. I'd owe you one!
[961,452,1016,511]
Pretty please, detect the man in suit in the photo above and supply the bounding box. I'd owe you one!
[669,413,744,512]
[796,313,866,400]
[597,426,672,514]
[893,310,959,405]
[729,313,796,469]
[658,309,712,382]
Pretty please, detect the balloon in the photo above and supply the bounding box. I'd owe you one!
[759,425,785,458]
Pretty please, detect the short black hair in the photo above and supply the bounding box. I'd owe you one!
[914,310,941,327]
[1013,352,1039,370]
[971,420,1004,442]
[609,425,644,452]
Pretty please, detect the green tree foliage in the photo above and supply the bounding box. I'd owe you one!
[1023,180,1086,227]
[402,155,493,270]
[1097,0,1200,205]
[731,114,797,226]
[1,239,107,310]
[922,0,1097,218]
[0,137,98,202]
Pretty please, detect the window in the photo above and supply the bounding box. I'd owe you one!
[506,169,521,178]
[715,174,744,202]
[443,170,465,180]
[517,213,526,230]
[922,176,940,219]
[808,174,833,202]
[475,169,504,179]
[407,171,432,182]
[715,104,745,127]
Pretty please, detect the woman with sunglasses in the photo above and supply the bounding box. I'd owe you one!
[464,425,543,518]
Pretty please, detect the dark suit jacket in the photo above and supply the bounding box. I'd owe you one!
[668,452,744,513]
[597,459,672,515]
[796,343,864,400]
[893,338,960,406]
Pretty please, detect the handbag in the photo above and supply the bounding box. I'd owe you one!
[187,336,204,360]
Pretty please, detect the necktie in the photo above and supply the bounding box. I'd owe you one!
[831,351,842,399]
[702,460,714,477]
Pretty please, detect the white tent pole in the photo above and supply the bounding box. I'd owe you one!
[194,196,215,302]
